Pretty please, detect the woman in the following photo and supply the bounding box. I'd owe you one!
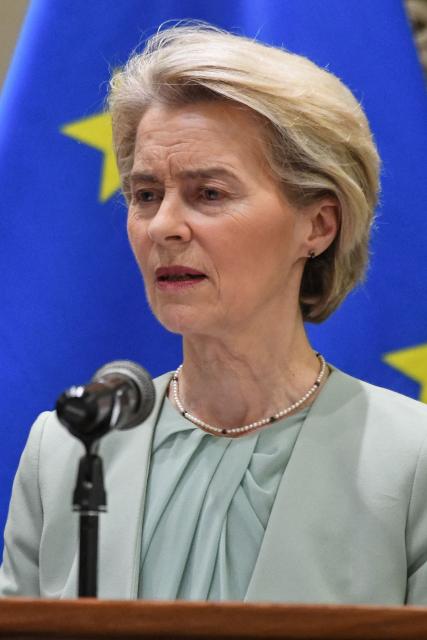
[1,24,427,604]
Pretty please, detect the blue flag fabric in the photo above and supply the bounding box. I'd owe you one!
[1,0,427,542]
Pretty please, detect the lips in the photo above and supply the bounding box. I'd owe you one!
[155,265,207,282]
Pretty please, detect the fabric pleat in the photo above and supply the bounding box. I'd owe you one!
[138,397,308,600]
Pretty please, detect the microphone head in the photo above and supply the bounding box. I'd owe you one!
[92,360,156,429]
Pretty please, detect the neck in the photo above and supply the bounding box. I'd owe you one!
[173,314,325,430]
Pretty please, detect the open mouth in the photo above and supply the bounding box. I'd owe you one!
[157,273,207,282]
[155,266,208,283]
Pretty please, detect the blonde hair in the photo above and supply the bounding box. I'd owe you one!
[108,23,380,322]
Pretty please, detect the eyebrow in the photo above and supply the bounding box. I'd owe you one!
[129,167,241,184]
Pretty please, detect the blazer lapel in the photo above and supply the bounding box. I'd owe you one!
[95,372,172,599]
[245,367,366,603]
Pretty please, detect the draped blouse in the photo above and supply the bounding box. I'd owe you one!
[138,395,309,600]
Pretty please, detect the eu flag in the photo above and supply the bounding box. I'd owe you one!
[1,0,427,544]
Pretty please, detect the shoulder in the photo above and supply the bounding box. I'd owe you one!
[325,365,427,448]
[330,365,427,416]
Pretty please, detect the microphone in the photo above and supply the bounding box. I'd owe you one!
[56,360,156,442]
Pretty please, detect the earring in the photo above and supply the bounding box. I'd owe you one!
[308,250,316,259]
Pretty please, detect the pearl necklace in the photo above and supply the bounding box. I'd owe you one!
[171,353,327,437]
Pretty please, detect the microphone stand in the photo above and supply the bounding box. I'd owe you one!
[55,360,156,598]
[56,393,113,599]
[56,380,119,597]
[73,445,106,597]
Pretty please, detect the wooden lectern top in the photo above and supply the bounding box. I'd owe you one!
[1,599,427,640]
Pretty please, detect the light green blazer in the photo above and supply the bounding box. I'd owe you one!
[1,367,427,603]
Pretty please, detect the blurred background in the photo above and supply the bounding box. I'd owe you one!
[1,0,427,547]
[2,1,427,89]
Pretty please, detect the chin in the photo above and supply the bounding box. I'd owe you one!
[151,304,208,336]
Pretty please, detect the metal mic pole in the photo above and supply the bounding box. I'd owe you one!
[73,452,106,597]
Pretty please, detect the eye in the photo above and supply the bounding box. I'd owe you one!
[134,189,157,203]
[130,187,162,206]
[201,188,222,201]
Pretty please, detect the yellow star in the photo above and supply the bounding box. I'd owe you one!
[383,343,427,403]
[61,112,120,202]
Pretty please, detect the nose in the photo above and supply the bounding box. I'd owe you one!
[146,194,191,245]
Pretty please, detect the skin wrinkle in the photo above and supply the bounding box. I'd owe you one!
[127,101,338,429]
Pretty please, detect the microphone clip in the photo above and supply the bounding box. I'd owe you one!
[55,359,155,452]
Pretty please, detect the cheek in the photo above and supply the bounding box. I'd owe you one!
[127,217,147,265]
[221,219,297,293]
[127,214,136,247]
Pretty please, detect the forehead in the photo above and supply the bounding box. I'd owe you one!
[132,101,269,178]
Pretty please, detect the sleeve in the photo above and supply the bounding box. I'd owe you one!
[405,433,427,604]
[0,412,50,597]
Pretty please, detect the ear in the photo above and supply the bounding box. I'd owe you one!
[303,197,340,257]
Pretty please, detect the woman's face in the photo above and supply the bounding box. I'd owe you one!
[127,101,313,337]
